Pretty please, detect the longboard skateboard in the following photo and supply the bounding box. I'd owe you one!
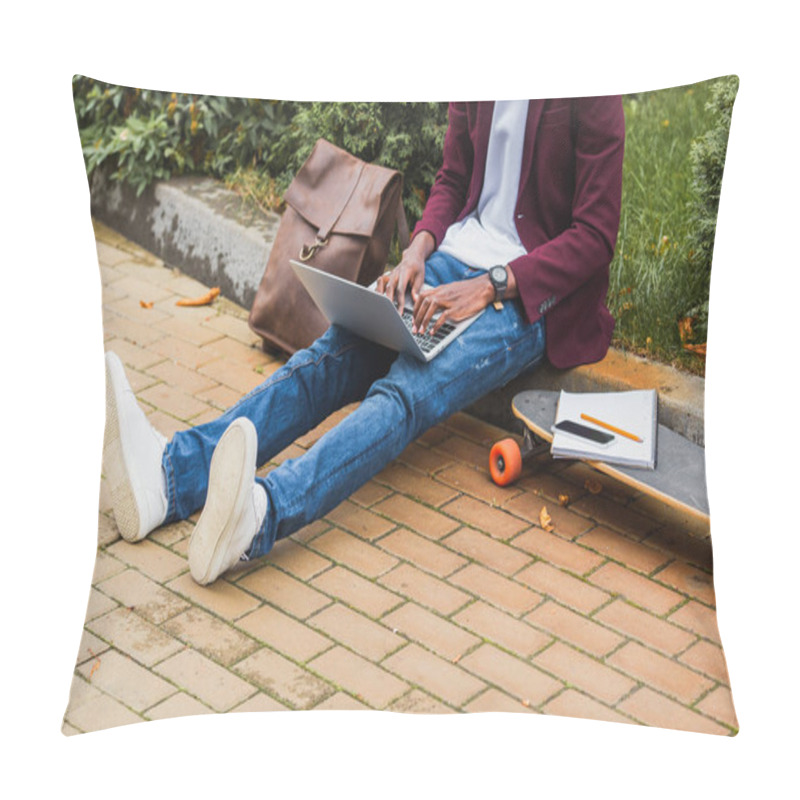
[489,390,709,524]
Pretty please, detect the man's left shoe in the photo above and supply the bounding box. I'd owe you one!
[104,351,168,541]
[188,417,267,586]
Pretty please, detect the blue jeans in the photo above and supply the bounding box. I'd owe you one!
[162,252,546,557]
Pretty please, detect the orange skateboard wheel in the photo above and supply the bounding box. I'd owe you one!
[489,438,523,486]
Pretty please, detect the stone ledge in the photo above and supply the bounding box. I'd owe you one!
[89,172,704,445]
[90,169,280,312]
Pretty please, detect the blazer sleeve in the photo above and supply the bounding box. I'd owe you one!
[509,96,625,324]
[411,102,474,247]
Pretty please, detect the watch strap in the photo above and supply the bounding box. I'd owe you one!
[489,265,508,303]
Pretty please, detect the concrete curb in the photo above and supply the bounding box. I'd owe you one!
[89,172,705,445]
[90,170,280,312]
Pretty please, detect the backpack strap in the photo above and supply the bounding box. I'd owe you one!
[317,161,366,242]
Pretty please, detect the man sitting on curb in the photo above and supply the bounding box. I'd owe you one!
[104,99,625,586]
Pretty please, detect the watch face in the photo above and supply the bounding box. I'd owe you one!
[491,266,506,282]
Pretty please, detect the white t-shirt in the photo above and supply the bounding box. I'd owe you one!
[437,100,529,269]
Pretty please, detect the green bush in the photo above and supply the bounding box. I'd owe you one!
[72,77,446,230]
[73,77,300,197]
[685,76,739,338]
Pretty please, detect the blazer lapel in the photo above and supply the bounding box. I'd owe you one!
[519,99,546,194]
[469,102,494,203]
[469,100,546,214]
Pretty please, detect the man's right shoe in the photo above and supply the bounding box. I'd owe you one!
[188,417,266,586]
[103,351,168,541]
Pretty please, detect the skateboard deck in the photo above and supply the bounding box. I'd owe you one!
[506,390,709,524]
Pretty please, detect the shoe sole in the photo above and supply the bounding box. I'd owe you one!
[188,419,256,585]
[104,353,145,542]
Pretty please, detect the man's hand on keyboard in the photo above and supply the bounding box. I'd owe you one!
[375,232,433,313]
[413,276,495,335]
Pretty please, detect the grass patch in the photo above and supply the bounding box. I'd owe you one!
[610,78,734,374]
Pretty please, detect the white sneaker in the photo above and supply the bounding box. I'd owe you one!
[103,351,168,541]
[188,417,267,586]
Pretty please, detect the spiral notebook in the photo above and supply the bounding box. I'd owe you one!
[551,389,658,469]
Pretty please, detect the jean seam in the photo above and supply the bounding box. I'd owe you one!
[247,479,270,557]
[163,448,177,523]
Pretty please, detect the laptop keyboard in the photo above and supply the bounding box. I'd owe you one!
[401,309,457,354]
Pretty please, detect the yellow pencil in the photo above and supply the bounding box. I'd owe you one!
[580,413,643,443]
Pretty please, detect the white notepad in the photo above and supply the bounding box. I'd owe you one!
[551,390,658,470]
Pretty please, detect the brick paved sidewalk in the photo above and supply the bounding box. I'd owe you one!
[63,221,737,736]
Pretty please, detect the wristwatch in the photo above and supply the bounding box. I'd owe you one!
[488,265,509,302]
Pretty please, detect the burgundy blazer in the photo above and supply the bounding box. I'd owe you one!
[413,98,625,369]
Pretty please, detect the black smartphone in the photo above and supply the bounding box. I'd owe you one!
[555,420,615,445]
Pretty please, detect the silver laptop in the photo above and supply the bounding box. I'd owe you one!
[291,260,485,362]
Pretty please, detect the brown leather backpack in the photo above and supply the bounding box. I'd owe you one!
[248,139,409,354]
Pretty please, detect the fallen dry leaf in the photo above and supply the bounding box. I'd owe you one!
[139,300,154,309]
[539,505,554,532]
[89,658,101,678]
[558,494,570,507]
[176,287,220,307]
[522,699,531,708]
[683,342,707,359]
[677,316,695,343]
[584,478,603,495]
